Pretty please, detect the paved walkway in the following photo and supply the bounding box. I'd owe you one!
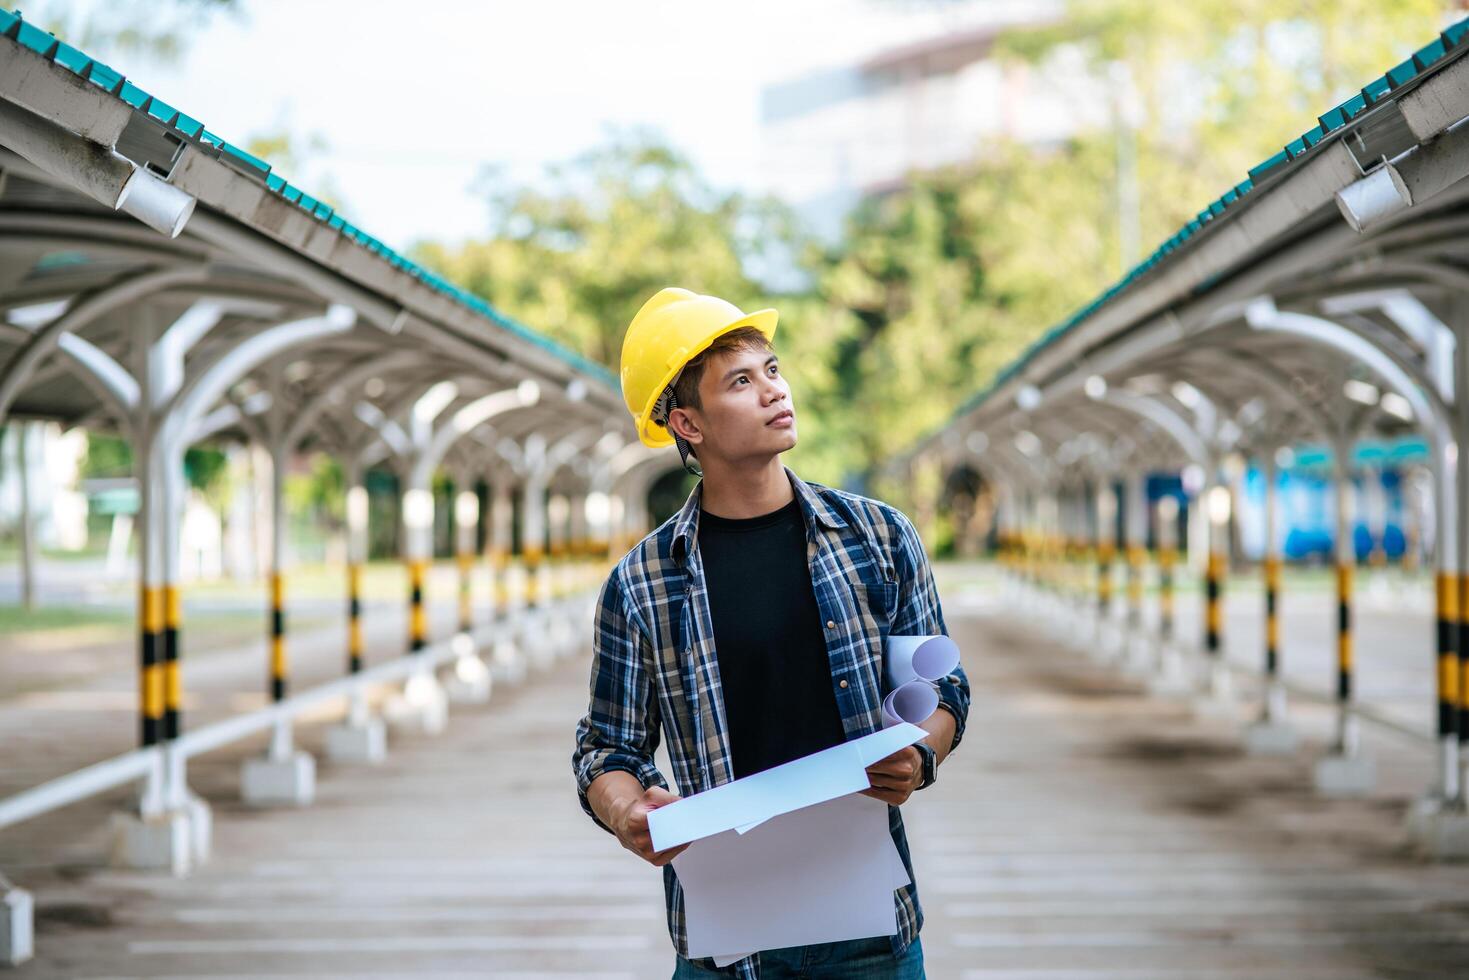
[8,572,1469,978]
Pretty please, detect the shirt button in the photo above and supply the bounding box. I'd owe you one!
[826,620,836,629]
[839,679,849,689]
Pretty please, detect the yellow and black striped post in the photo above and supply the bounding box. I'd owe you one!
[1336,562,1353,707]
[492,546,510,619]
[457,550,473,634]
[524,546,543,608]
[270,572,286,701]
[1205,550,1224,659]
[163,581,181,738]
[1264,556,1281,679]
[1458,573,1469,770]
[1126,544,1144,633]
[408,559,428,652]
[140,584,164,746]
[347,562,364,674]
[1436,572,1456,748]
[1097,541,1115,620]
[1158,545,1175,643]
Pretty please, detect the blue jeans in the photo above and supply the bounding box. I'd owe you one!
[672,935,924,978]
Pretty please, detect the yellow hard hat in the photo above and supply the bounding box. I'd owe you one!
[620,287,778,448]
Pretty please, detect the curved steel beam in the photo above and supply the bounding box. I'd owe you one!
[1091,389,1211,469]
[1244,298,1448,436]
[279,350,427,451]
[0,264,207,426]
[165,307,357,449]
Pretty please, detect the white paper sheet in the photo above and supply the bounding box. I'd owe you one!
[676,793,909,960]
[884,634,960,688]
[648,723,927,852]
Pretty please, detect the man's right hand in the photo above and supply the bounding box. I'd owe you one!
[610,785,688,866]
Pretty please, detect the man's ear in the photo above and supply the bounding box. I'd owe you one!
[667,406,703,446]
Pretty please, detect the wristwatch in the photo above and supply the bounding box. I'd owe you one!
[914,742,937,791]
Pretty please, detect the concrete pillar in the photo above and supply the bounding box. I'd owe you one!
[1193,477,1235,716]
[487,480,523,685]
[387,472,448,734]
[1093,480,1117,660]
[14,422,36,610]
[1313,442,1375,796]
[547,492,568,602]
[1147,493,1191,697]
[446,480,490,704]
[520,472,550,667]
[1411,296,1469,856]
[242,438,316,807]
[111,437,202,875]
[1246,452,1298,755]
[1120,469,1149,674]
[327,465,386,764]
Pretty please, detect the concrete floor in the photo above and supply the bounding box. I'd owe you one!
[5,569,1469,978]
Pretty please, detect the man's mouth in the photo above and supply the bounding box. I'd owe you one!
[767,410,794,427]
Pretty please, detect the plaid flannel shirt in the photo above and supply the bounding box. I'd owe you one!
[572,466,970,979]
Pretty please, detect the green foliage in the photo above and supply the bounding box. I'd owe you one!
[18,0,242,64]
[80,431,133,479]
[284,453,344,528]
[409,3,1459,497]
[411,133,788,370]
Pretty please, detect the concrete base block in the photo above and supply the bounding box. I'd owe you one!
[0,879,33,966]
[384,674,449,735]
[1411,807,1469,859]
[241,751,316,807]
[446,656,493,705]
[1313,752,1376,798]
[1244,720,1300,756]
[1118,636,1154,679]
[326,718,387,764]
[1191,694,1240,722]
[1145,643,1194,697]
[109,809,191,874]
[1404,793,1446,844]
[493,657,527,687]
[185,792,212,865]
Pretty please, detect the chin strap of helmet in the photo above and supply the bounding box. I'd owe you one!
[649,384,703,478]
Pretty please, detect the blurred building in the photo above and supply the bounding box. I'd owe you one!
[759,3,1105,241]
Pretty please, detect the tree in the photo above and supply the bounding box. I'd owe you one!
[18,0,243,63]
[412,133,788,369]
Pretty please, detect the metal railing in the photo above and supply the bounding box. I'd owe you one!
[0,590,595,832]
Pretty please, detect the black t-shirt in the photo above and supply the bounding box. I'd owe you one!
[697,496,847,780]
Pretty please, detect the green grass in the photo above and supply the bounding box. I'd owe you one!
[0,604,133,633]
[0,603,327,652]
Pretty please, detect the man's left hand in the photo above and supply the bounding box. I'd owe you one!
[861,745,922,806]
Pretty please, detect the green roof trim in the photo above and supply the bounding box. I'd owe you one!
[921,14,1469,453]
[0,4,618,391]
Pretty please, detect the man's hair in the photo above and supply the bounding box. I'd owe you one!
[671,325,775,414]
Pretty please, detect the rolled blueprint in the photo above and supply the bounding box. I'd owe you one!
[881,680,938,728]
[881,634,960,727]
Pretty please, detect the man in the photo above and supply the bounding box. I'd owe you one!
[572,287,970,979]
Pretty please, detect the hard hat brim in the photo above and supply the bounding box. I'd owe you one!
[636,307,779,449]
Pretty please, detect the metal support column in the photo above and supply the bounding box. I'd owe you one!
[345,469,367,676]
[1122,469,1146,667]
[15,422,35,610]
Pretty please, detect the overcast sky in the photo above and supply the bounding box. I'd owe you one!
[101,0,1005,251]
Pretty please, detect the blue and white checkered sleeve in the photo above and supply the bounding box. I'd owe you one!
[572,564,667,833]
[889,507,970,752]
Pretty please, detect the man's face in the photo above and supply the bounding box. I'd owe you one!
[683,345,796,464]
